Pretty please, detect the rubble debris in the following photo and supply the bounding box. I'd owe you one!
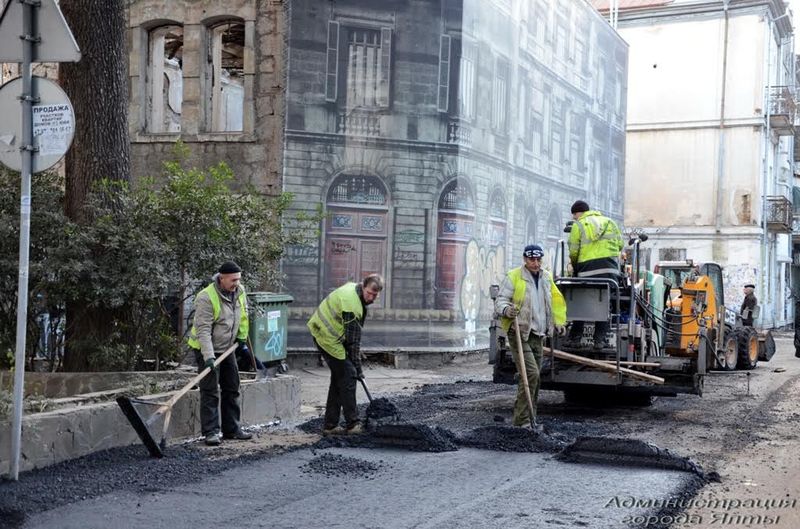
[301,453,384,479]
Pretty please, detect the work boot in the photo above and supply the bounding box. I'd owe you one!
[345,422,363,435]
[222,429,253,441]
[322,425,346,436]
[204,432,222,446]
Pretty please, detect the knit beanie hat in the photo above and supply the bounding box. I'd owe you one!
[571,200,590,214]
[218,261,242,274]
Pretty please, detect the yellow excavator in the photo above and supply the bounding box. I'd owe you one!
[656,260,773,371]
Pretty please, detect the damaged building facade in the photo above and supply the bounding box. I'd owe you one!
[283,0,628,349]
[125,0,286,194]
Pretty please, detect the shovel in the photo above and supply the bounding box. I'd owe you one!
[358,376,373,403]
[246,337,269,381]
[117,343,237,458]
[513,316,537,430]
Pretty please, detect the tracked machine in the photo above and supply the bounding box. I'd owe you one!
[489,233,774,401]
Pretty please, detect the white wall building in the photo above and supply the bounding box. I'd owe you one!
[594,0,796,328]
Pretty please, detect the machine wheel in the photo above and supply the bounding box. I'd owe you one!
[277,360,289,374]
[737,327,759,370]
[720,333,738,371]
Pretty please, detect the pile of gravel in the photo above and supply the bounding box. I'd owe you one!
[301,453,384,479]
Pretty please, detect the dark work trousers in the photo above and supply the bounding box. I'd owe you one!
[318,344,359,429]
[194,350,242,436]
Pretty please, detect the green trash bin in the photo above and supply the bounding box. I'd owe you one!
[248,292,294,366]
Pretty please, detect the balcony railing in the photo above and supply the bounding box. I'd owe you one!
[765,195,793,233]
[447,120,472,147]
[768,86,796,136]
[336,109,381,136]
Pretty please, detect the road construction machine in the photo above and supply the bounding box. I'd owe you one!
[488,233,774,400]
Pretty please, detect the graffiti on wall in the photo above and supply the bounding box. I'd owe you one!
[722,264,758,313]
[459,239,505,346]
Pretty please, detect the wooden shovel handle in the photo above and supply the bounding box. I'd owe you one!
[513,316,537,429]
[159,343,238,412]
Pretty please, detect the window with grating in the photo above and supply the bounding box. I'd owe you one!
[439,180,474,211]
[328,175,387,206]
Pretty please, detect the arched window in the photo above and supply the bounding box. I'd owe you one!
[205,20,245,132]
[438,179,474,211]
[328,175,388,206]
[147,24,183,132]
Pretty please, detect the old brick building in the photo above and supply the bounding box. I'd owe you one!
[283,0,627,350]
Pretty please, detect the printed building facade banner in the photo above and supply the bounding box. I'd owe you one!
[283,0,628,349]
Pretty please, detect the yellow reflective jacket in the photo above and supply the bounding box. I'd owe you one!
[495,266,567,335]
[307,282,363,360]
[187,282,249,360]
[568,210,624,264]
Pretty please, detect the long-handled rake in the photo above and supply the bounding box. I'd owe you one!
[116,343,238,458]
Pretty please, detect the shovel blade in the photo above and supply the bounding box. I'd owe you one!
[116,396,164,458]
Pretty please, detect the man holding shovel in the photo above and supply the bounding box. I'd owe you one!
[495,245,567,432]
[187,261,253,446]
[308,274,384,435]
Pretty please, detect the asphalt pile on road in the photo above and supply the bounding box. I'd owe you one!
[558,436,718,481]
[365,397,400,421]
[0,441,291,528]
[301,452,385,479]
[458,426,566,453]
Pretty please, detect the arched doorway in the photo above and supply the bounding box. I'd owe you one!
[435,179,475,310]
[324,175,388,306]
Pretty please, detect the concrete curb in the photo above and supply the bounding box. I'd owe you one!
[0,375,301,475]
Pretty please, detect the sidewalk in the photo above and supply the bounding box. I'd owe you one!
[292,358,492,419]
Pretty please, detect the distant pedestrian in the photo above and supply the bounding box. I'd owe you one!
[566,200,624,349]
[308,274,384,435]
[187,261,253,446]
[740,283,758,327]
[495,244,567,432]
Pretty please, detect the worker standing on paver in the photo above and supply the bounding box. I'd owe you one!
[187,261,254,446]
[495,244,567,432]
[308,274,384,435]
[740,283,758,327]
[565,200,624,349]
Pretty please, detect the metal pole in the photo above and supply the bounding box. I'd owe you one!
[10,0,38,481]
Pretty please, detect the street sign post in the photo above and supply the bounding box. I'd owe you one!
[0,0,80,481]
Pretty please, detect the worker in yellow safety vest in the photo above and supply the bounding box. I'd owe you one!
[495,244,567,432]
[187,261,253,446]
[308,274,384,436]
[566,200,624,349]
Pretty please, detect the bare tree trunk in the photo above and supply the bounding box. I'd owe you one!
[59,0,130,371]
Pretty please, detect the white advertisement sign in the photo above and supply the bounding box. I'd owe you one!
[32,103,73,156]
